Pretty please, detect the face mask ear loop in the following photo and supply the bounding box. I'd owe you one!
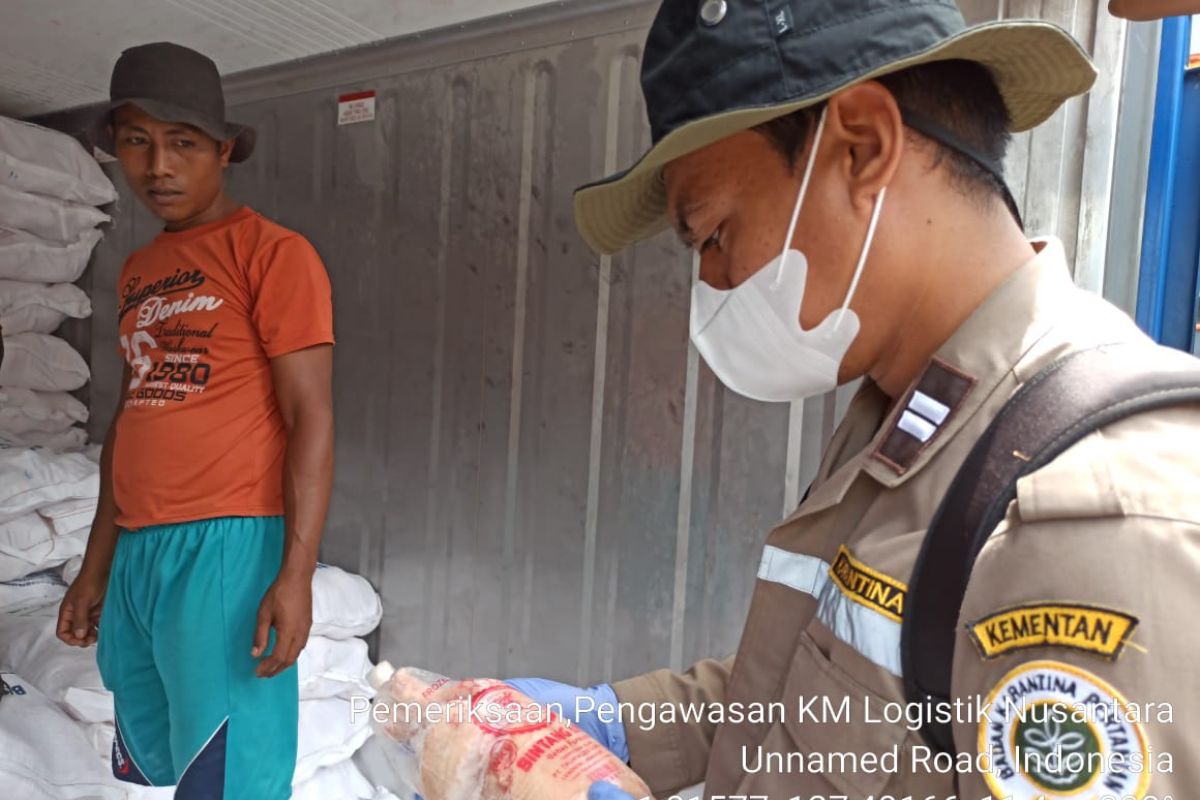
[773,107,828,289]
[832,185,887,333]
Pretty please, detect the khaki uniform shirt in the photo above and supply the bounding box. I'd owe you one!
[615,239,1200,799]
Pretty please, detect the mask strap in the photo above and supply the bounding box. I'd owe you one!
[773,106,828,287]
[833,185,887,332]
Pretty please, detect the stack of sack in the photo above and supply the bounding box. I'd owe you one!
[0,446,100,589]
[0,669,130,800]
[1,448,396,797]
[0,526,396,798]
[0,114,114,452]
[292,563,390,799]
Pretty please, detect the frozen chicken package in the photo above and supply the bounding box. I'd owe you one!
[366,663,651,800]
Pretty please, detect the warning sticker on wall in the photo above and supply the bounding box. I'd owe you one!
[338,91,376,125]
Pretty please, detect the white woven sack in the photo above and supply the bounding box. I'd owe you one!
[0,332,90,391]
[0,427,89,452]
[299,636,372,701]
[0,183,109,244]
[0,514,56,582]
[292,758,376,800]
[0,604,108,713]
[311,564,383,639]
[83,720,115,762]
[0,526,87,584]
[0,388,88,435]
[0,280,91,334]
[0,116,117,205]
[0,569,69,614]
[0,512,53,552]
[0,225,101,283]
[38,497,97,537]
[60,555,83,585]
[295,696,373,785]
[0,672,127,800]
[0,445,99,525]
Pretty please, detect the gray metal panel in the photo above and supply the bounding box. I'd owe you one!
[959,0,1151,298]
[81,0,1144,684]
[1106,20,1161,315]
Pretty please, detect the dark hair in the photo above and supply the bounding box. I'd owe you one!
[755,59,1014,216]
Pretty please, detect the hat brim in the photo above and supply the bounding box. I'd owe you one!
[573,20,1096,255]
[91,98,256,163]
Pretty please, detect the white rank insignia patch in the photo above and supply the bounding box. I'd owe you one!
[978,660,1151,800]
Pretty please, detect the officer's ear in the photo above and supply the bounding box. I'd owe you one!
[823,82,904,216]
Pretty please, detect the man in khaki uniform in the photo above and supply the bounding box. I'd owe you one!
[509,1,1200,799]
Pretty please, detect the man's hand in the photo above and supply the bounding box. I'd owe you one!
[252,568,313,677]
[506,677,630,762]
[56,363,131,649]
[56,570,107,647]
[588,783,639,800]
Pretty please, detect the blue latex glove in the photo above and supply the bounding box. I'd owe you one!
[588,782,640,800]
[505,678,629,762]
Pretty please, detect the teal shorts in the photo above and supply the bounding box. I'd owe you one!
[97,516,298,800]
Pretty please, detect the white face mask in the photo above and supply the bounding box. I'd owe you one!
[689,108,888,403]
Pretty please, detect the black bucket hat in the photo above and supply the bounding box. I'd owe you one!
[92,42,255,162]
[573,0,1097,255]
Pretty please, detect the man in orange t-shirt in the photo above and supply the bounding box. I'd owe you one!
[56,43,334,800]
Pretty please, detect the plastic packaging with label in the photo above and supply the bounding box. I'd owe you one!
[366,662,651,800]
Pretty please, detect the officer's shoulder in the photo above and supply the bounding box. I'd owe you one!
[1015,402,1200,525]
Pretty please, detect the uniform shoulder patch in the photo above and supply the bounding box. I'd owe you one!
[968,603,1138,660]
[979,660,1152,799]
[872,357,975,474]
[828,544,907,623]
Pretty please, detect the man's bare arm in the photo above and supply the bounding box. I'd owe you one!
[57,362,132,646]
[252,344,334,677]
[1109,0,1200,20]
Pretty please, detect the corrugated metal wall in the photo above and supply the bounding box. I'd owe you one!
[959,0,1131,296]
[84,0,1144,685]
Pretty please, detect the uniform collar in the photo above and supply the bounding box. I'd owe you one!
[787,238,1075,520]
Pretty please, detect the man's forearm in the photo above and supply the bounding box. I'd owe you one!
[279,411,333,576]
[613,656,735,796]
[1109,0,1200,19]
[269,345,334,579]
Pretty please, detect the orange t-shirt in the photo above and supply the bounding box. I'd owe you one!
[113,207,334,529]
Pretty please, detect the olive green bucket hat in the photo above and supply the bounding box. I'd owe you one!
[573,0,1096,255]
